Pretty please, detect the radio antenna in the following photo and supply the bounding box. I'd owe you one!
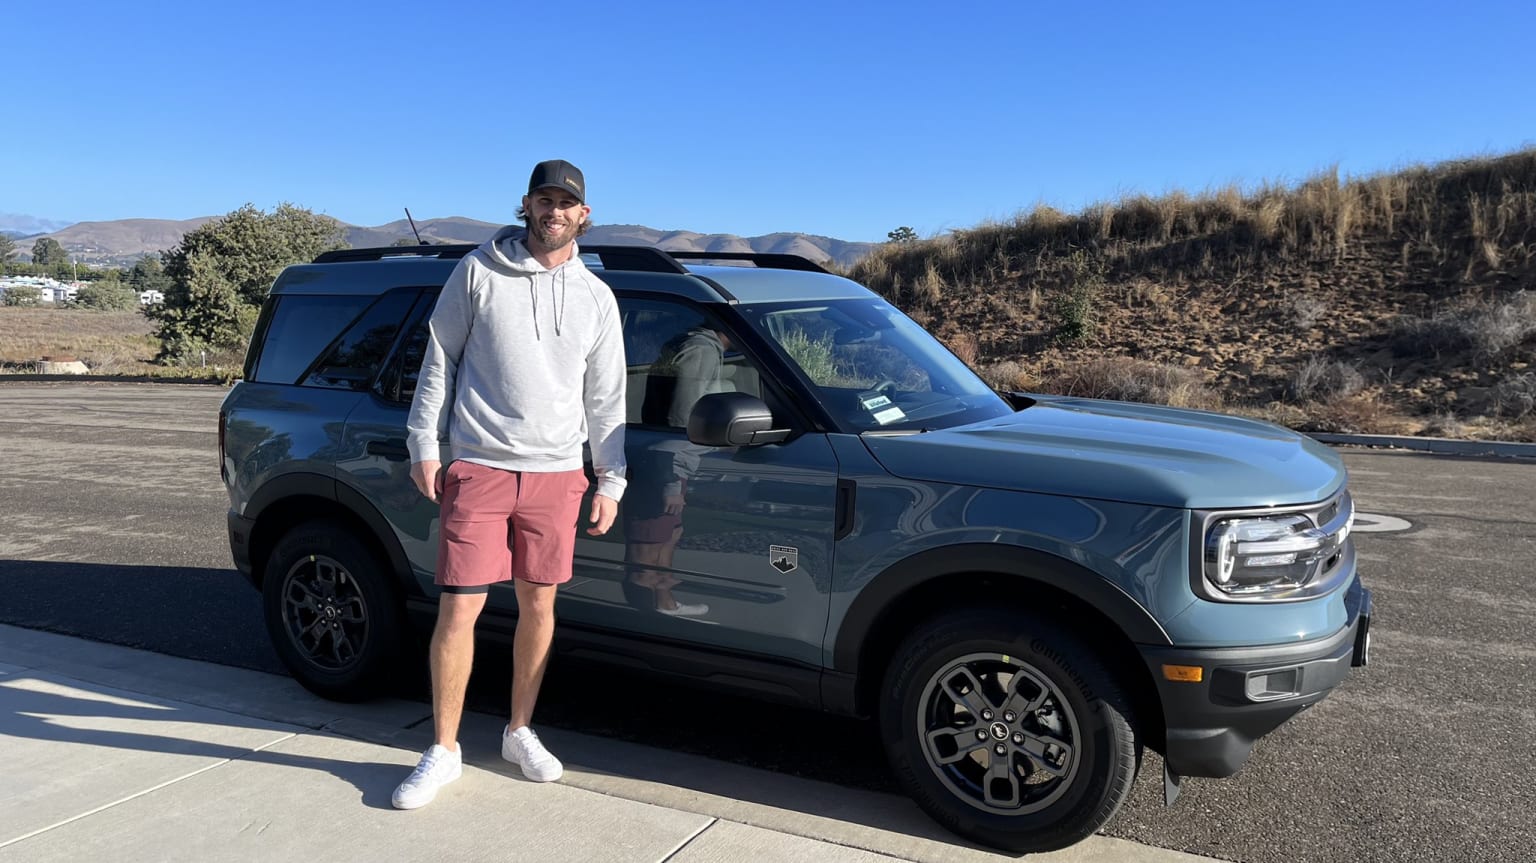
[404,207,425,245]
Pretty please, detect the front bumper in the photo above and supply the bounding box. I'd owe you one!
[1141,578,1372,778]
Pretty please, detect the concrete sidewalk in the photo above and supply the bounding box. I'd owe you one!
[0,625,1213,862]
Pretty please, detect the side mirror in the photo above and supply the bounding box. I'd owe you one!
[687,392,791,447]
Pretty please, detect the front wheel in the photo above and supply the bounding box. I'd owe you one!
[880,609,1139,853]
[262,521,406,701]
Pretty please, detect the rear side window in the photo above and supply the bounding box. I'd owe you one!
[251,295,372,384]
[303,289,420,390]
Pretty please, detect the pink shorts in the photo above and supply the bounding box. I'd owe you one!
[436,461,590,588]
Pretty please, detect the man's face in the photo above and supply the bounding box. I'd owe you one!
[523,187,589,251]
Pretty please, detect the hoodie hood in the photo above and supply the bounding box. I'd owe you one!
[860,396,1347,509]
[481,223,536,272]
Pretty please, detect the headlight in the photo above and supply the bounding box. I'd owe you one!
[1201,493,1353,599]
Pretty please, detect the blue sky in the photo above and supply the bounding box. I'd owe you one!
[6,0,1534,243]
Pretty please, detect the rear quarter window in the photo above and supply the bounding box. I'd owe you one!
[303,289,420,390]
[249,295,373,384]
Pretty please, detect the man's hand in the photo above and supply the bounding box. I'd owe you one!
[411,460,443,502]
[587,493,619,535]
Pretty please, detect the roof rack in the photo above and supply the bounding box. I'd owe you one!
[313,243,692,274]
[578,245,690,274]
[312,245,476,264]
[310,243,828,276]
[661,251,829,273]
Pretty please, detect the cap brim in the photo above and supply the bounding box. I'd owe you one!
[529,183,585,203]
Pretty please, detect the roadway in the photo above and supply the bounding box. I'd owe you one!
[1,381,1532,863]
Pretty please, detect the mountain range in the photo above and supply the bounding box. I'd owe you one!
[4,216,881,269]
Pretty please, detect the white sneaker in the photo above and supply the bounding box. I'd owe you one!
[502,725,562,782]
[658,602,710,617]
[392,743,462,809]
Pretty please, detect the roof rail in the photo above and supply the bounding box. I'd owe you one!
[312,245,476,264]
[661,251,829,273]
[578,245,690,274]
[312,243,692,274]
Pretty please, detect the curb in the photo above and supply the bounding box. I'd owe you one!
[0,374,230,386]
[1308,432,1536,459]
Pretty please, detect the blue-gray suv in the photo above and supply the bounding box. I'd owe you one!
[219,244,1372,853]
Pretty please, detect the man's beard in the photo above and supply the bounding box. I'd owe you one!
[527,215,580,252]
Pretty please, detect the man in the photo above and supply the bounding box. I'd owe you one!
[392,159,627,810]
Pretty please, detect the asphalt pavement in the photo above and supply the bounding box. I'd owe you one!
[2,381,1534,862]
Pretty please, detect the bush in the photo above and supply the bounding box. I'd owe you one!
[1288,294,1329,330]
[1491,372,1536,419]
[1039,357,1224,410]
[1391,291,1536,358]
[1051,252,1104,345]
[978,359,1035,392]
[73,281,140,311]
[1288,357,1365,402]
[1,285,43,307]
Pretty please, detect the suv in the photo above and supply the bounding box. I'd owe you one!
[220,244,1371,853]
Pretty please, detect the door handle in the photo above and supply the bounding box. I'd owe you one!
[366,439,410,461]
[834,479,857,540]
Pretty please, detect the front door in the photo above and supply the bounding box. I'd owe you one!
[564,297,840,668]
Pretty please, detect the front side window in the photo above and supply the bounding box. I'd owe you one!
[619,298,764,429]
[739,298,1010,432]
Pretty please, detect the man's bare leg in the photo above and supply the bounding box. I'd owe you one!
[431,591,488,748]
[509,579,558,728]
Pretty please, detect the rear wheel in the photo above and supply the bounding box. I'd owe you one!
[263,521,406,701]
[880,608,1139,853]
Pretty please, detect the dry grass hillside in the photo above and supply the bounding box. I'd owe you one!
[850,148,1536,441]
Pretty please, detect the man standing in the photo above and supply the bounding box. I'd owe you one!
[392,160,627,809]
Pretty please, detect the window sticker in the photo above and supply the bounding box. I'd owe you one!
[858,390,906,425]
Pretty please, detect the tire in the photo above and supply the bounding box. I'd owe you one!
[880,608,1139,854]
[263,521,406,702]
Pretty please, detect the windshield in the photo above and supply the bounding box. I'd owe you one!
[737,298,1013,432]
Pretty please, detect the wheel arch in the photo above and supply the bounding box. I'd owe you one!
[830,544,1169,745]
[246,472,413,591]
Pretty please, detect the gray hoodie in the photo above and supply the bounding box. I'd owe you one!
[406,225,627,501]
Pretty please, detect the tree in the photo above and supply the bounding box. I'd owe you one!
[31,237,67,266]
[0,234,16,263]
[887,226,918,244]
[126,256,172,294]
[1,284,43,307]
[149,203,347,363]
[73,275,139,310]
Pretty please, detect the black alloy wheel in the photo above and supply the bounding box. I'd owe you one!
[881,608,1139,854]
[279,552,368,672]
[263,521,406,701]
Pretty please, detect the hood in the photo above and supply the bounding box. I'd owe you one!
[860,396,1346,509]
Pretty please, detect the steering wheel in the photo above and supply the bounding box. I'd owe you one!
[869,379,899,397]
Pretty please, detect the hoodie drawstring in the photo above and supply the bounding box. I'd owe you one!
[555,268,566,337]
[529,275,541,341]
[529,268,569,340]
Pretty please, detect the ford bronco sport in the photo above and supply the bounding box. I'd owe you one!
[220,243,1372,853]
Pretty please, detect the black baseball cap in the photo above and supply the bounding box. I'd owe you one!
[527,159,585,203]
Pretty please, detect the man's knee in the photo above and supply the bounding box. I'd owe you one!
[513,579,559,616]
[436,590,488,633]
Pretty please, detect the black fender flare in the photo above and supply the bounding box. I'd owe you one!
[832,543,1172,674]
[245,472,414,586]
